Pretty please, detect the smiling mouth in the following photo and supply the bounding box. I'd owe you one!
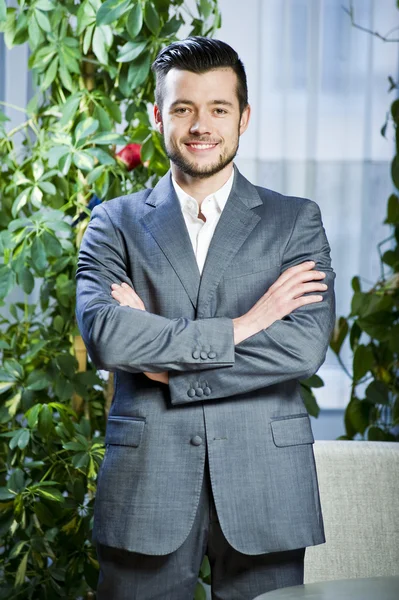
[184,142,219,151]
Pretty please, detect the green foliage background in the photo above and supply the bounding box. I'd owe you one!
[0,1,220,597]
[329,3,399,443]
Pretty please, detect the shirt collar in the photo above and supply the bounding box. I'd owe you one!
[172,169,235,218]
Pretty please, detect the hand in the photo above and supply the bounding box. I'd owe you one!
[233,261,327,345]
[111,282,146,310]
[111,282,169,384]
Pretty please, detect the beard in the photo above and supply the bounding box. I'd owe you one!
[164,133,240,179]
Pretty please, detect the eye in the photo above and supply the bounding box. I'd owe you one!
[174,107,189,114]
[214,108,228,115]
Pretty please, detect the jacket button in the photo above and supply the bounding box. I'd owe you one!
[187,388,196,397]
[204,387,211,396]
[192,350,200,359]
[208,351,216,358]
[200,351,208,359]
[195,388,204,396]
[191,435,203,446]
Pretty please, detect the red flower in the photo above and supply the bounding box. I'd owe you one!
[116,143,142,171]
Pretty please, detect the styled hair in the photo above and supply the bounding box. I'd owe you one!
[151,36,248,114]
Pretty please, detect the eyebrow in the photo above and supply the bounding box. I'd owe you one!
[169,99,234,109]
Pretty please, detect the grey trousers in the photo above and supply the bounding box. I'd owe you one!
[95,453,305,600]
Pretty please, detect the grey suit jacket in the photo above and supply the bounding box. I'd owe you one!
[75,164,336,556]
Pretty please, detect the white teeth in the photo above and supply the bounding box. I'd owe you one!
[189,144,216,149]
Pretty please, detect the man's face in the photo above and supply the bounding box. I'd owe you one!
[154,68,250,179]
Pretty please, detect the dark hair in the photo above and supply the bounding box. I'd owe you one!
[151,36,248,114]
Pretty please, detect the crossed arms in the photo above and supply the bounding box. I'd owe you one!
[75,200,335,405]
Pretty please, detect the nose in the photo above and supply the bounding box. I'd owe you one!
[189,111,212,136]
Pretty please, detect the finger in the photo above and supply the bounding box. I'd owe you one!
[291,295,324,310]
[291,282,328,299]
[269,261,316,292]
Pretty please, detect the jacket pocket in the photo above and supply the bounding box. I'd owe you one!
[105,415,146,447]
[270,414,314,447]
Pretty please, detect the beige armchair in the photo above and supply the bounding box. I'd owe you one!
[304,440,399,583]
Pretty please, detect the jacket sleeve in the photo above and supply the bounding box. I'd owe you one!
[168,199,336,405]
[75,204,235,373]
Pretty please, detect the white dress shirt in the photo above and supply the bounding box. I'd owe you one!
[171,170,235,275]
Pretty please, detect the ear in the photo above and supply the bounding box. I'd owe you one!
[154,104,163,135]
[239,104,251,136]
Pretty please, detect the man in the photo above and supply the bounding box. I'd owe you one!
[76,36,335,600]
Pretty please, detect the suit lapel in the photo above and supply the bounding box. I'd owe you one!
[196,165,262,316]
[141,172,201,309]
[141,165,263,313]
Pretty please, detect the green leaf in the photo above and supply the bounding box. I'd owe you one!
[0,382,14,394]
[126,2,143,38]
[31,185,43,208]
[353,344,373,381]
[91,132,126,145]
[41,56,58,91]
[367,426,389,441]
[53,315,64,333]
[26,370,50,391]
[74,117,99,143]
[17,267,35,294]
[17,429,30,450]
[101,96,122,123]
[0,487,15,501]
[83,25,95,56]
[127,52,151,88]
[87,165,106,184]
[351,276,361,292]
[42,231,63,257]
[35,487,64,502]
[349,321,362,351]
[87,147,116,165]
[96,0,130,26]
[365,380,390,405]
[59,63,74,92]
[47,145,71,167]
[31,236,47,272]
[116,40,147,63]
[10,429,27,450]
[194,582,207,600]
[38,404,53,436]
[35,8,52,32]
[93,103,113,130]
[299,384,320,418]
[57,353,78,378]
[141,136,155,162]
[73,151,95,171]
[35,0,55,10]
[0,0,6,24]
[199,0,212,19]
[26,404,42,428]
[12,189,30,217]
[345,397,371,436]
[144,2,161,35]
[38,181,56,195]
[5,391,22,417]
[391,155,399,191]
[330,316,348,355]
[0,266,16,299]
[3,359,24,379]
[92,26,108,65]
[199,555,211,579]
[301,374,324,388]
[15,552,29,587]
[34,502,55,526]
[384,194,399,225]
